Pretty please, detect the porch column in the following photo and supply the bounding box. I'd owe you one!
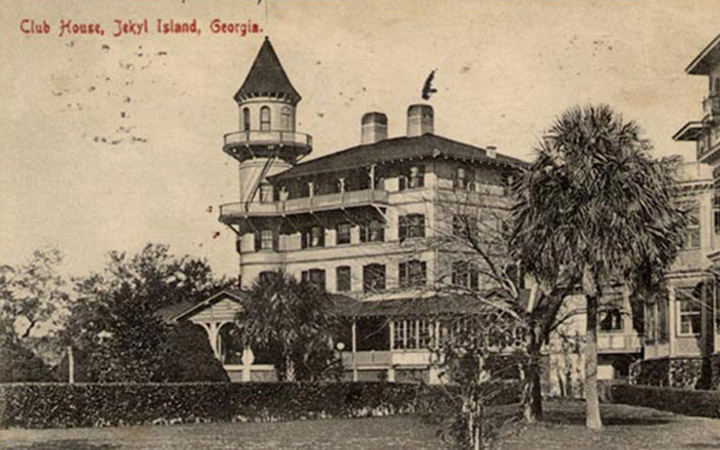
[208,322,220,359]
[428,320,441,384]
[387,319,396,382]
[241,345,254,382]
[669,287,676,355]
[351,318,358,382]
[369,164,376,190]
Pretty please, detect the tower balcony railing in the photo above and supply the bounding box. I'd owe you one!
[597,333,642,354]
[224,130,313,149]
[703,94,720,122]
[219,188,389,222]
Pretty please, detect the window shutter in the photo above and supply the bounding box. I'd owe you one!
[272,231,279,251]
[254,231,261,252]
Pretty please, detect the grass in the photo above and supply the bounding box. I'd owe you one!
[1,400,718,449]
[499,400,720,450]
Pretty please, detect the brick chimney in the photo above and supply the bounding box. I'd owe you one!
[407,104,434,137]
[361,112,388,145]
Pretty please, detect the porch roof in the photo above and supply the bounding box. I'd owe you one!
[335,290,531,318]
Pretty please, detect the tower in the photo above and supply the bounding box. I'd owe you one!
[224,37,312,206]
[220,38,312,285]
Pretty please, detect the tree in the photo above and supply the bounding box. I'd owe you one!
[61,243,233,382]
[433,189,578,423]
[0,248,69,343]
[235,270,343,382]
[510,105,686,429]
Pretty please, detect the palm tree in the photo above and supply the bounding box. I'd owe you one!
[510,105,686,429]
[235,270,341,381]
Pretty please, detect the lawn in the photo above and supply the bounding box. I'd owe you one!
[1,400,718,450]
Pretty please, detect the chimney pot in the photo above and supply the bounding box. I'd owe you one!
[361,112,388,145]
[486,146,497,159]
[407,104,434,137]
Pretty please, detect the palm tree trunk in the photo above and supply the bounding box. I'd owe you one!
[584,292,602,430]
[522,327,543,422]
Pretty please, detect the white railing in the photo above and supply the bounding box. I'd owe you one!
[703,95,720,119]
[224,130,312,148]
[219,188,389,219]
[597,333,642,352]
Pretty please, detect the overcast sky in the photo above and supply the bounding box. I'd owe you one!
[1,0,719,279]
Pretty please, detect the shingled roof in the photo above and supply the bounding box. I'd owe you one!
[234,37,301,104]
[270,134,528,181]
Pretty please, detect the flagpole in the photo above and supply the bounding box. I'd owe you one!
[265,0,269,34]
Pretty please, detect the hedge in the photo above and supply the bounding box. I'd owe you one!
[0,381,520,429]
[611,384,720,418]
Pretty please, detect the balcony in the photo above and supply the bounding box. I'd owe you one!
[597,333,642,354]
[703,95,720,122]
[219,188,389,222]
[223,130,312,161]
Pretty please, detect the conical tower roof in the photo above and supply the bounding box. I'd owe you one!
[234,37,301,104]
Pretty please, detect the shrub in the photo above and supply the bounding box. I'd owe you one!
[164,322,229,382]
[0,334,56,383]
[611,384,720,418]
[0,382,449,429]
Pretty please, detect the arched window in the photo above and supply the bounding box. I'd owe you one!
[260,106,271,131]
[281,106,293,130]
[242,107,251,131]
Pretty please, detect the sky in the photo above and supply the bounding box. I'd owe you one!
[1,0,719,279]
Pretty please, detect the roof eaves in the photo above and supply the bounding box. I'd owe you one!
[686,34,720,75]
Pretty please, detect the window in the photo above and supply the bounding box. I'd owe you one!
[452,214,473,237]
[254,229,277,251]
[399,165,424,190]
[243,107,251,131]
[336,223,351,245]
[301,269,326,290]
[399,260,427,287]
[714,194,720,235]
[260,106,271,131]
[399,214,425,242]
[259,183,274,203]
[281,107,293,130]
[259,271,280,284]
[418,320,434,348]
[599,307,623,332]
[645,302,657,342]
[451,261,479,290]
[360,220,384,243]
[681,201,701,249]
[454,166,475,191]
[336,266,351,292]
[363,264,386,292]
[301,226,325,248]
[393,320,420,350]
[658,295,669,342]
[676,287,702,335]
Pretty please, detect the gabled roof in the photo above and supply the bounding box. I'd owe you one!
[234,37,301,104]
[158,289,248,323]
[156,288,358,324]
[687,34,720,75]
[270,134,528,182]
